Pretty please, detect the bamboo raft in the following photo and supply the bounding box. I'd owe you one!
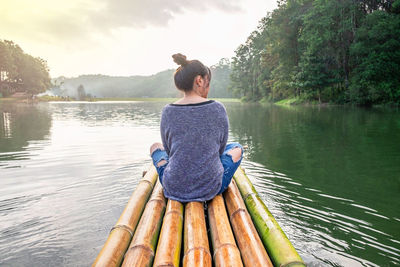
[92,166,305,267]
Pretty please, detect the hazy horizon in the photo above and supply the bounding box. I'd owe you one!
[50,68,175,80]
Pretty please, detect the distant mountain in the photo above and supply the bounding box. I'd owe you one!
[50,60,233,98]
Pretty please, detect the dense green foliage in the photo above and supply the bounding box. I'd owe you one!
[209,58,234,98]
[0,40,51,97]
[51,62,233,98]
[230,0,400,105]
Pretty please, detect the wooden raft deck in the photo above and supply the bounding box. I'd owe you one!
[92,166,305,267]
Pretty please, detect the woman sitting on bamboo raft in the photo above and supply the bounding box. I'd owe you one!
[150,53,243,202]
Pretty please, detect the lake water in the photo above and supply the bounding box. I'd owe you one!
[0,101,399,266]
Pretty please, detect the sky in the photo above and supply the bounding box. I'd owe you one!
[1,0,277,78]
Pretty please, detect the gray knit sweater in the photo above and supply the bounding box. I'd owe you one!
[160,100,229,202]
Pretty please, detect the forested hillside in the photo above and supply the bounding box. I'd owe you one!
[52,71,178,98]
[229,0,400,105]
[51,59,233,99]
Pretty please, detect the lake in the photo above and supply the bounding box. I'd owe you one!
[0,101,399,266]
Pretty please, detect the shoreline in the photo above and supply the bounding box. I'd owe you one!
[260,97,400,108]
[0,97,241,103]
[2,96,398,108]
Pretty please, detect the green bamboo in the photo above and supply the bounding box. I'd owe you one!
[224,181,273,267]
[92,166,158,267]
[233,167,305,267]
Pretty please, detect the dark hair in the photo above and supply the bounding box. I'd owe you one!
[172,53,211,92]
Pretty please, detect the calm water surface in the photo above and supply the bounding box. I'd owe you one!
[0,101,399,266]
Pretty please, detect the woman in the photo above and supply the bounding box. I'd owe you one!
[149,53,243,202]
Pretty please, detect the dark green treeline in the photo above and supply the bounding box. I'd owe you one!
[229,0,400,105]
[0,40,51,97]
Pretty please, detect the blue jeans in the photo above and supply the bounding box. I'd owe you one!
[151,142,243,195]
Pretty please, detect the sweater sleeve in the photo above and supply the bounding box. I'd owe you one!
[160,108,170,155]
[219,105,229,155]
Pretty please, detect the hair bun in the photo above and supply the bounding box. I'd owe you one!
[172,53,189,66]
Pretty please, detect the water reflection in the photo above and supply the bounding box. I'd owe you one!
[2,112,11,138]
[48,101,165,127]
[0,101,399,266]
[0,101,165,266]
[226,103,400,266]
[0,103,52,163]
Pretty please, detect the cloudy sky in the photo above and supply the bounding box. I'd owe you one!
[1,0,277,77]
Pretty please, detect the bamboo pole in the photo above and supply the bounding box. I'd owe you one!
[121,182,166,267]
[224,181,273,267]
[92,166,158,267]
[233,167,305,267]
[207,194,243,267]
[183,202,212,267]
[153,200,184,267]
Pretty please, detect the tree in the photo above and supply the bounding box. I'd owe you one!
[295,0,364,102]
[228,0,399,105]
[349,10,400,104]
[268,0,312,100]
[230,16,272,101]
[209,58,233,98]
[77,84,86,100]
[0,40,51,97]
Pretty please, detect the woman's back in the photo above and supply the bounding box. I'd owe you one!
[150,53,242,202]
[160,100,228,202]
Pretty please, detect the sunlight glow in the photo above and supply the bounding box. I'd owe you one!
[0,0,277,77]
